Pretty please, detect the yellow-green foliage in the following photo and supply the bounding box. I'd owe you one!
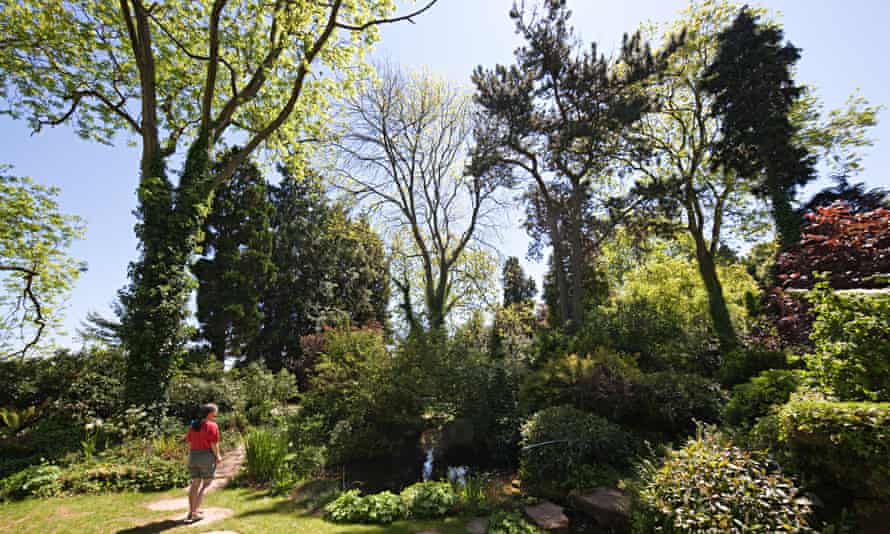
[619,247,758,337]
[777,400,890,500]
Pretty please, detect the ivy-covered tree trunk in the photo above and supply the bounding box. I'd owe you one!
[684,189,738,353]
[121,135,215,404]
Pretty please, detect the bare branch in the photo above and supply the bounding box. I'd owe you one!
[335,0,439,31]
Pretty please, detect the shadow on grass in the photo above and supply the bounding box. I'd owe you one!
[114,518,188,534]
[235,478,341,520]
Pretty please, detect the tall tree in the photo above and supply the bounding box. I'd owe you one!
[192,151,273,361]
[257,170,389,381]
[1,167,84,358]
[625,2,769,352]
[0,0,437,403]
[502,256,536,306]
[334,65,500,332]
[627,2,879,352]
[702,6,814,248]
[471,0,681,332]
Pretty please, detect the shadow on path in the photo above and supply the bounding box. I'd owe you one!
[115,518,187,534]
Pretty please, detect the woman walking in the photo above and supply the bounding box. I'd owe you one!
[185,403,222,522]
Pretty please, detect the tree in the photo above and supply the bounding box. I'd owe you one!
[192,151,273,361]
[1,167,84,358]
[0,0,438,403]
[502,256,536,306]
[702,6,815,249]
[627,2,800,351]
[256,170,389,381]
[334,65,500,332]
[630,2,881,353]
[471,0,681,332]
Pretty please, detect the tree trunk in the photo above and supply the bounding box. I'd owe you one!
[122,134,216,404]
[567,190,586,332]
[546,210,572,330]
[691,232,738,353]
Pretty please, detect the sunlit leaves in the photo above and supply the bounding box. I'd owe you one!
[0,166,84,357]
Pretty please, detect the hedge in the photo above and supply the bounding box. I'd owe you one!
[777,400,890,501]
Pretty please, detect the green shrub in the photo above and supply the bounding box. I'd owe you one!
[724,369,800,428]
[454,473,494,515]
[237,362,297,424]
[62,457,189,494]
[777,400,890,501]
[245,428,289,483]
[633,427,813,533]
[633,371,725,437]
[400,481,457,519]
[719,346,788,387]
[486,510,540,534]
[0,464,62,500]
[805,284,890,401]
[323,489,407,524]
[520,405,632,498]
[520,349,640,421]
[296,326,423,465]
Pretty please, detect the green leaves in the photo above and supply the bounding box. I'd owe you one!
[0,167,84,358]
[635,427,814,533]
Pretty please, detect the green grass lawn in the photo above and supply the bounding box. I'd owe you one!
[0,486,470,534]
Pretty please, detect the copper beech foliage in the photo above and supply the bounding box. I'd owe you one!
[778,202,890,290]
[763,202,890,347]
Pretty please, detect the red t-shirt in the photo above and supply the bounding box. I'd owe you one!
[187,420,220,450]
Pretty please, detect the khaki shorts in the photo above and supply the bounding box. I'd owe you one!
[188,449,217,480]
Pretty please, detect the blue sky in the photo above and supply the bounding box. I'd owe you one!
[1,0,888,347]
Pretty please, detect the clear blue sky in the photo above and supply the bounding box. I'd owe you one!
[1,0,888,347]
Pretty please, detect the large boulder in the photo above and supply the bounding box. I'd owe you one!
[571,487,630,530]
[524,501,569,532]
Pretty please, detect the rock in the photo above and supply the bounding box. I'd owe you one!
[145,497,188,511]
[571,487,630,529]
[465,517,489,534]
[524,501,569,532]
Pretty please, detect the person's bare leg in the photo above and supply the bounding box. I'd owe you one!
[195,478,213,513]
[188,479,202,518]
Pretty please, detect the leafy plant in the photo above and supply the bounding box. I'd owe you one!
[805,284,890,401]
[777,400,890,501]
[486,510,540,534]
[62,457,189,494]
[634,427,813,533]
[633,371,725,437]
[400,481,457,519]
[0,464,62,501]
[723,369,800,428]
[520,405,632,498]
[245,428,289,483]
[323,489,407,524]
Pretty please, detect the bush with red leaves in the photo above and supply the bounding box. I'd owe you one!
[757,202,889,349]
[776,203,890,290]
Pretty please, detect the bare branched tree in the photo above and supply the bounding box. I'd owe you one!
[332,64,505,332]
